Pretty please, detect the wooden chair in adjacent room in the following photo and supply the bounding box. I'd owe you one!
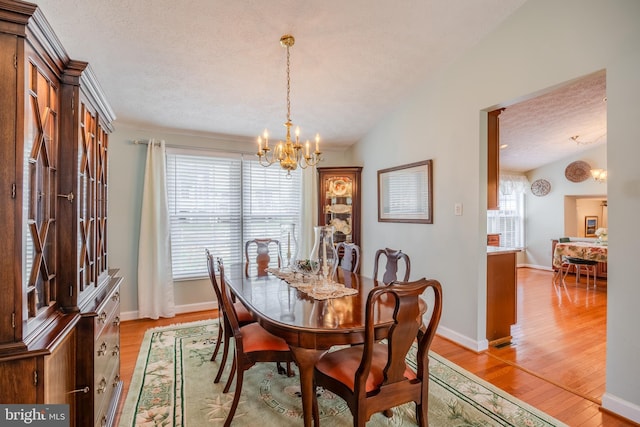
[245,238,282,277]
[336,242,361,273]
[312,278,443,427]
[205,249,256,384]
[216,257,295,427]
[373,247,411,284]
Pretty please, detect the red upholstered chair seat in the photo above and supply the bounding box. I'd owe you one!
[241,323,291,353]
[315,344,416,392]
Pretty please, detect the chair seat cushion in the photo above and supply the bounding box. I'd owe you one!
[240,322,290,353]
[564,257,598,265]
[315,343,415,392]
[234,301,254,324]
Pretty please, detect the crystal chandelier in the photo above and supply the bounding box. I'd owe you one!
[256,34,322,176]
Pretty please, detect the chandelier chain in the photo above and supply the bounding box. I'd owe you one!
[286,44,291,123]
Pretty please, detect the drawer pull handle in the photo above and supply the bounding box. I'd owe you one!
[112,292,120,302]
[112,375,121,387]
[68,386,90,394]
[57,192,74,202]
[101,415,107,427]
[112,345,120,356]
[97,342,107,356]
[97,378,107,394]
[98,312,107,323]
[113,317,121,327]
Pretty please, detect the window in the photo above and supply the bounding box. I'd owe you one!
[487,175,527,249]
[166,149,302,280]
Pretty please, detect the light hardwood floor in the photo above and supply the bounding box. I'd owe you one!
[116,268,635,426]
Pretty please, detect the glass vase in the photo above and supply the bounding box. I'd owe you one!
[279,223,298,270]
[309,225,338,286]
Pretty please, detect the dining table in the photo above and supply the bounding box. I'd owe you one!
[222,263,422,427]
[552,240,608,269]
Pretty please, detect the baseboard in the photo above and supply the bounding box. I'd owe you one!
[601,392,640,424]
[437,325,488,352]
[120,301,218,322]
[518,263,553,271]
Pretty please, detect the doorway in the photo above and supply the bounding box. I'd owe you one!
[485,70,607,403]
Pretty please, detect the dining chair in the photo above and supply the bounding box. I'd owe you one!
[205,249,256,384]
[336,242,361,273]
[216,257,296,427]
[245,238,283,277]
[312,278,443,427]
[372,247,411,284]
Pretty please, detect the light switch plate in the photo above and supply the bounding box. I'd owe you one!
[454,203,463,216]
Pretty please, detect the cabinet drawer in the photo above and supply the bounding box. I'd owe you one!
[94,290,120,340]
[94,359,120,427]
[487,234,500,246]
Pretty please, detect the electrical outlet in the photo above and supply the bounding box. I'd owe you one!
[454,203,463,216]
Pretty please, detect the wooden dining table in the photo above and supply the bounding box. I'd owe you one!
[223,263,415,427]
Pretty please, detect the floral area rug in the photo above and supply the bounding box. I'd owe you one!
[119,319,567,426]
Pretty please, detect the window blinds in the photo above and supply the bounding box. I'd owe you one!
[166,150,302,280]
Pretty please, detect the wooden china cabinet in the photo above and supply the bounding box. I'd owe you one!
[317,167,362,247]
[0,2,121,426]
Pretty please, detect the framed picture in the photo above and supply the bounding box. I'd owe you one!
[585,216,598,237]
[378,159,433,224]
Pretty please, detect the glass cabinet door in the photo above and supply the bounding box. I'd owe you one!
[317,167,362,247]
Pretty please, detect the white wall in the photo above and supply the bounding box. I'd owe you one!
[347,0,640,421]
[525,144,607,269]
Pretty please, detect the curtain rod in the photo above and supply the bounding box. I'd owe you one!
[131,139,251,155]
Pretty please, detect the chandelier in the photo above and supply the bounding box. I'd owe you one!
[256,34,322,176]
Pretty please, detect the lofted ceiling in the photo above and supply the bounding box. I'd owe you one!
[31,1,605,171]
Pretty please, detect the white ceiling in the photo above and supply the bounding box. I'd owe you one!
[32,0,605,172]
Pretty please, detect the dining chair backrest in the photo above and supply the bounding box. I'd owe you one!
[313,278,443,426]
[206,249,224,312]
[336,242,361,273]
[216,258,245,351]
[373,247,411,284]
[245,238,282,277]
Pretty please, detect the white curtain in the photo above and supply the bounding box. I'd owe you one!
[499,173,529,195]
[138,139,175,319]
[300,167,318,258]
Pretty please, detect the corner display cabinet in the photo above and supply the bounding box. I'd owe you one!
[0,2,122,426]
[317,167,362,247]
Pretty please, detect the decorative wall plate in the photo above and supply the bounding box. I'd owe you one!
[530,179,551,196]
[330,179,349,196]
[326,204,352,214]
[565,161,591,182]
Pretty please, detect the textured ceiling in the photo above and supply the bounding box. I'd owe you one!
[499,70,607,173]
[30,1,604,172]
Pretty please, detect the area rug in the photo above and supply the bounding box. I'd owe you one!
[119,319,567,426]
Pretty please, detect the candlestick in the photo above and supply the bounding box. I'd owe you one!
[315,134,320,152]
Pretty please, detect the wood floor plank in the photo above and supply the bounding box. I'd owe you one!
[115,268,636,426]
